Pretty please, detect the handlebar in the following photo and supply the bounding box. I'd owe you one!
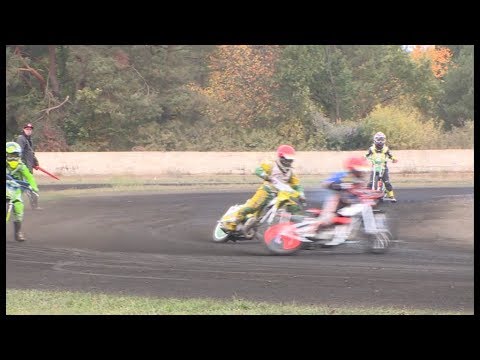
[368,157,396,165]
[6,175,37,194]
[270,178,296,193]
[350,188,384,200]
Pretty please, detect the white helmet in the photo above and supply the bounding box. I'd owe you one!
[373,132,386,149]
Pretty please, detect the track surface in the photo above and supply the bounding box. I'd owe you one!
[6,187,474,312]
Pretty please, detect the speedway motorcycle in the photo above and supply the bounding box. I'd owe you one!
[368,154,398,202]
[369,156,388,199]
[212,179,304,243]
[263,188,396,255]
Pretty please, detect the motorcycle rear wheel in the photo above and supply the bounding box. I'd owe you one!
[354,214,394,254]
[367,231,391,254]
[263,223,303,255]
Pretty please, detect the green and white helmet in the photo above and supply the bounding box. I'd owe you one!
[6,141,21,156]
[6,142,22,169]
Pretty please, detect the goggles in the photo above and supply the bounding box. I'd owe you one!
[280,157,294,166]
[6,153,20,161]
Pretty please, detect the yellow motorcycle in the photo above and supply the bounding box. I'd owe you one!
[212,181,303,243]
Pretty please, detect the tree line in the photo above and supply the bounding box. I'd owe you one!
[6,45,473,151]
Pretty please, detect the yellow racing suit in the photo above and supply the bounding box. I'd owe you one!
[225,159,305,230]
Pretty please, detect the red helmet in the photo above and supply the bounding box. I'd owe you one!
[277,144,295,169]
[23,123,34,130]
[344,156,370,178]
[277,145,295,159]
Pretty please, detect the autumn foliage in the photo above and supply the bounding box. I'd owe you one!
[411,45,453,79]
[190,45,281,127]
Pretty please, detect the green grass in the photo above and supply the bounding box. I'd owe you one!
[6,289,469,315]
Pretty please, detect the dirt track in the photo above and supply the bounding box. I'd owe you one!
[6,187,474,313]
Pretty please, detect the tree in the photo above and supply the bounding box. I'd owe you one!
[437,45,474,128]
[276,45,427,122]
[411,45,453,79]
[190,45,281,128]
[6,45,69,150]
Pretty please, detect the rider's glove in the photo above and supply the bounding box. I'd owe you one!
[299,193,307,206]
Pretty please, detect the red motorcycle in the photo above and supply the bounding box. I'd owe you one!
[263,189,396,255]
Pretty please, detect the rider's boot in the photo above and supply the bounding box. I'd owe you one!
[323,224,349,246]
[14,221,26,242]
[324,235,347,246]
[301,226,325,250]
[223,214,243,232]
[308,219,332,239]
[386,190,397,202]
[29,191,43,210]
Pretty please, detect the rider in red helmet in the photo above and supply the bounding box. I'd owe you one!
[222,144,306,231]
[276,144,296,169]
[309,156,371,246]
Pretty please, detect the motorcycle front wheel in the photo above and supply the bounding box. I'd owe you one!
[212,222,230,243]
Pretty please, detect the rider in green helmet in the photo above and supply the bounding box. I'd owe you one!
[6,141,39,241]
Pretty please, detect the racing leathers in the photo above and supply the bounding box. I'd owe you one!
[223,159,305,231]
[312,171,366,245]
[365,144,397,201]
[6,161,39,241]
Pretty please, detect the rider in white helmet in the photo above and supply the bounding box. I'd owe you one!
[365,132,398,202]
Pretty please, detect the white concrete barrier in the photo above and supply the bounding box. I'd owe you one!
[33,150,474,177]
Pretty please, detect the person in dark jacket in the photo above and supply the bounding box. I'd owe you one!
[16,123,42,210]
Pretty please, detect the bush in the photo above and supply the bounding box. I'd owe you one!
[311,112,365,150]
[436,120,473,148]
[361,105,442,149]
